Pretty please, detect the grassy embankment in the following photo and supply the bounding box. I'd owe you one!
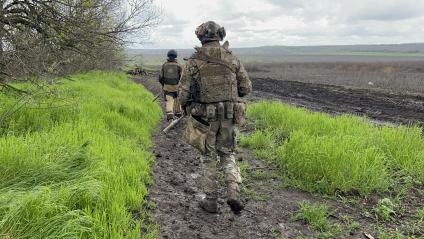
[241,101,424,195]
[0,72,162,238]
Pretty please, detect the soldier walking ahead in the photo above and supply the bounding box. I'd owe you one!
[159,49,182,120]
[178,21,252,213]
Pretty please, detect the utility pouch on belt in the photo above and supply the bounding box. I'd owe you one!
[189,103,205,117]
[183,116,210,154]
[217,102,225,120]
[233,102,247,125]
[226,102,234,119]
[206,105,216,119]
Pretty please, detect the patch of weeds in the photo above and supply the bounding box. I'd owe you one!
[416,208,424,222]
[237,161,249,180]
[251,169,269,180]
[374,198,396,221]
[378,228,405,239]
[340,215,360,234]
[238,161,271,201]
[319,223,342,239]
[241,185,271,201]
[270,226,283,239]
[337,195,360,207]
[293,201,343,238]
[394,176,414,200]
[403,221,423,236]
[294,201,331,232]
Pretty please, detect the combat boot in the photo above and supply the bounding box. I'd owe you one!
[199,197,218,213]
[227,183,244,213]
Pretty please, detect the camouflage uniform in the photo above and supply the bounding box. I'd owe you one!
[159,51,182,120]
[178,21,252,213]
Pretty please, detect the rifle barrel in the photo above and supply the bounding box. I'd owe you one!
[163,116,185,133]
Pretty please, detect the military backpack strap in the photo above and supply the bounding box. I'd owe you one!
[191,51,236,73]
[188,59,202,102]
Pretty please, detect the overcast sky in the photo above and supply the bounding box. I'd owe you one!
[141,0,424,49]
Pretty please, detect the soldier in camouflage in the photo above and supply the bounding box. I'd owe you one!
[178,21,252,213]
[159,49,183,120]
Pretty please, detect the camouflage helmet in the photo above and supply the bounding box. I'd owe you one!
[195,21,226,44]
[167,49,178,59]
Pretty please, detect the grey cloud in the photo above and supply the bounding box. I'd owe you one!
[146,0,424,49]
[265,0,305,10]
[161,10,190,26]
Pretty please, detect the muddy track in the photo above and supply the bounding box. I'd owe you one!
[250,77,424,126]
[148,119,327,238]
[134,75,424,239]
[134,76,318,238]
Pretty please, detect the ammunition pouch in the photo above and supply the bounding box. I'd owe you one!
[233,102,246,125]
[183,116,210,154]
[188,102,236,121]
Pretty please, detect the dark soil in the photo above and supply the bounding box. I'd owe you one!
[246,62,424,94]
[134,74,424,239]
[249,77,424,126]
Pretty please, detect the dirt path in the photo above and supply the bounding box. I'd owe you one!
[134,76,328,238]
[148,116,340,239]
[134,75,423,239]
[135,75,368,239]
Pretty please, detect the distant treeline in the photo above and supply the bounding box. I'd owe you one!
[129,42,424,58]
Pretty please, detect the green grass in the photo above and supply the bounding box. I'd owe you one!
[374,198,396,221]
[293,201,342,238]
[416,208,424,222]
[294,201,331,232]
[0,72,162,238]
[241,101,424,195]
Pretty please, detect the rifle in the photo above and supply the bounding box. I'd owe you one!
[152,93,162,102]
[163,114,185,134]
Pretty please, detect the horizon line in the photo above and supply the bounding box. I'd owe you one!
[128,42,424,50]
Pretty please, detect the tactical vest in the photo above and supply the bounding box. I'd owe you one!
[162,62,180,85]
[191,48,238,103]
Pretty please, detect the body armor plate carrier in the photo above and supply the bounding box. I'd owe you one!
[191,49,237,103]
[162,62,180,85]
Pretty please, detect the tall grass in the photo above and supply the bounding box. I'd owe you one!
[241,101,424,195]
[0,72,162,238]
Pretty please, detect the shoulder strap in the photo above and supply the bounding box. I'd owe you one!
[190,50,236,73]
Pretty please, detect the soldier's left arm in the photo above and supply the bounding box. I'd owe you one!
[177,61,194,107]
[177,63,183,80]
[235,59,252,97]
[159,64,165,86]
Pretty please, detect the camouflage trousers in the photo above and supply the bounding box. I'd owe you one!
[201,119,242,199]
[164,92,181,115]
